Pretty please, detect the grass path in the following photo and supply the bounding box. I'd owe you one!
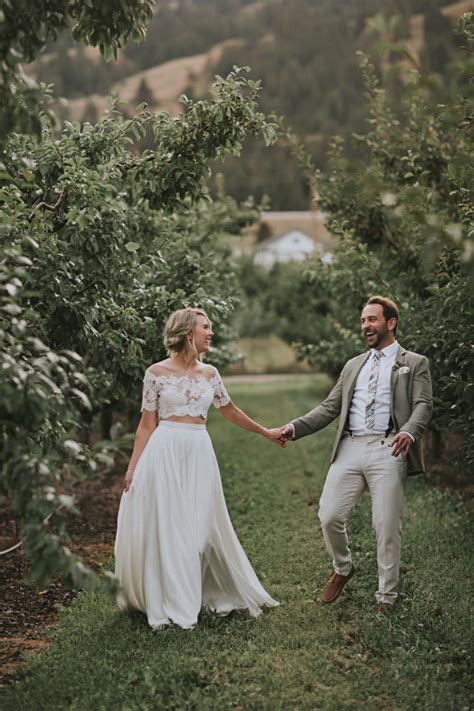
[2,377,472,710]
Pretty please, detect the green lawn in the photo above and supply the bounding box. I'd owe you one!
[226,335,313,374]
[3,377,473,710]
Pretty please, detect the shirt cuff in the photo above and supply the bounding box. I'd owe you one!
[286,423,295,440]
[400,430,415,443]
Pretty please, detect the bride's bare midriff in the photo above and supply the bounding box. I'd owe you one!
[160,416,206,425]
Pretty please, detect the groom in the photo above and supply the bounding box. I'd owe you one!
[279,296,432,612]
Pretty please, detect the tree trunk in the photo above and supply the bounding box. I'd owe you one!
[101,406,114,440]
[430,427,444,460]
[78,410,93,445]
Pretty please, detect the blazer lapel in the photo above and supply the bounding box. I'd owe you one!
[391,345,407,387]
[390,344,407,420]
[338,351,371,430]
[345,351,371,404]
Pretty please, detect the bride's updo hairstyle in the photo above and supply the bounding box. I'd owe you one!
[164,307,209,358]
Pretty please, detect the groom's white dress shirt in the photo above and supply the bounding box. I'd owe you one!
[349,340,398,435]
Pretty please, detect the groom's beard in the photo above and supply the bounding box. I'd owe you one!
[365,325,389,349]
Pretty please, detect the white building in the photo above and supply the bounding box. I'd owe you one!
[234,210,334,267]
[254,229,317,266]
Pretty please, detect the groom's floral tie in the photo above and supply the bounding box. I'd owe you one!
[365,351,382,430]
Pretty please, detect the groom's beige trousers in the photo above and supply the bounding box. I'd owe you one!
[318,433,407,605]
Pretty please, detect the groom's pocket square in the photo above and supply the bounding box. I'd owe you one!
[399,366,410,374]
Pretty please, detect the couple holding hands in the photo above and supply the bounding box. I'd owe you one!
[114,295,432,630]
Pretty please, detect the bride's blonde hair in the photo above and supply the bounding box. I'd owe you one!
[163,307,210,358]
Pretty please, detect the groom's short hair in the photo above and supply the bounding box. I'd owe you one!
[365,295,399,334]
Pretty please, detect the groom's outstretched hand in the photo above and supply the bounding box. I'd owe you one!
[278,424,294,447]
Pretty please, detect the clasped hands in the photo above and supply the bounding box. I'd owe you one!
[265,424,293,447]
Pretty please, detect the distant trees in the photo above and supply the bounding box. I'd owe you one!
[209,0,464,207]
[19,0,466,209]
[134,78,155,107]
[234,258,333,349]
[81,99,99,124]
[422,6,456,72]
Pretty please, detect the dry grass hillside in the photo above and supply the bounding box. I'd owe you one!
[26,37,245,121]
[59,38,244,121]
[441,0,474,18]
[24,0,474,125]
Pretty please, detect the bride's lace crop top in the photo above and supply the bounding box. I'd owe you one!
[140,366,231,420]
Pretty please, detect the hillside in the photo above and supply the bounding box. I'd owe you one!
[26,0,473,209]
[43,39,244,122]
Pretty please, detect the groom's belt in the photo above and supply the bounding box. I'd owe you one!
[344,417,395,440]
[344,425,395,438]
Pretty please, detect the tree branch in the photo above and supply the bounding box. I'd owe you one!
[29,188,68,220]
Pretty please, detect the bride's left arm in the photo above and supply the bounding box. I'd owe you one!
[218,401,283,444]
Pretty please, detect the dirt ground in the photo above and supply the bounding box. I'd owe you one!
[0,426,471,688]
[0,467,124,688]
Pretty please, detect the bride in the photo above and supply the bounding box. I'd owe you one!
[114,307,281,630]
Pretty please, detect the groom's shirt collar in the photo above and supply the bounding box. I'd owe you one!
[371,340,398,360]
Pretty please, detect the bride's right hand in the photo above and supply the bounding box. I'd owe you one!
[265,427,287,447]
[123,470,134,492]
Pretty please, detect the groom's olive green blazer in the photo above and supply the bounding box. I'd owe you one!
[291,345,433,475]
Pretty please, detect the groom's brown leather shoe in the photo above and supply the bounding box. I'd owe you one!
[320,565,355,603]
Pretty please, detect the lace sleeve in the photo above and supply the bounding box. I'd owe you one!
[141,372,159,412]
[211,370,231,409]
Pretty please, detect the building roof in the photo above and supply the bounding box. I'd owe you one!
[234,210,334,257]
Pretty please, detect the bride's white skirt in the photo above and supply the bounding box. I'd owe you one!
[114,421,279,630]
